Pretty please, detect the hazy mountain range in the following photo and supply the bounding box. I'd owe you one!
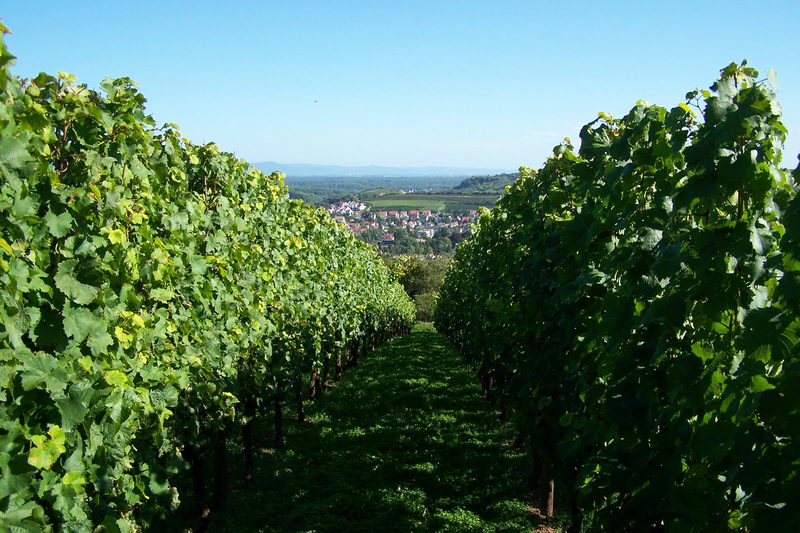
[253,161,514,178]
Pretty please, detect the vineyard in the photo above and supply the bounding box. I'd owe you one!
[0,26,414,531]
[436,63,799,530]
[2,17,800,533]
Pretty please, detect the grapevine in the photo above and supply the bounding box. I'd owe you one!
[0,25,414,531]
[436,61,798,531]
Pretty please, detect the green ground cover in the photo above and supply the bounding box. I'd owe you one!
[192,324,556,532]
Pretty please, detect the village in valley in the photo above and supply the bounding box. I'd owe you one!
[324,199,478,255]
[288,173,513,256]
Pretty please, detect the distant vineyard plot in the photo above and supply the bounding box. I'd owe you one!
[366,194,499,212]
[367,197,446,211]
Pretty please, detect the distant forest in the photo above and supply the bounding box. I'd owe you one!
[452,173,519,193]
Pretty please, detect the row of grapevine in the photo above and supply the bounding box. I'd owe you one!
[435,63,798,531]
[0,27,415,532]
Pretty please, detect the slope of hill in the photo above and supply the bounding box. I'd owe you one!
[453,172,520,193]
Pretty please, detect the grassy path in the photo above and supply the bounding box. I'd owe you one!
[209,324,542,532]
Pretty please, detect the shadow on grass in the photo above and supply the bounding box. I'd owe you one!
[203,325,539,532]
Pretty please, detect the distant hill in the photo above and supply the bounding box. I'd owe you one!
[452,173,520,193]
[253,161,513,178]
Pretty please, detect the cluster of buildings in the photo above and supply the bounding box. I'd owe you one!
[325,200,368,216]
[327,202,479,246]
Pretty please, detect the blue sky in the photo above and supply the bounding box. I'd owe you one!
[3,1,799,170]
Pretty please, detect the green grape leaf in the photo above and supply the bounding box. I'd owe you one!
[56,384,94,429]
[0,134,30,169]
[751,375,775,392]
[150,288,174,303]
[63,305,102,343]
[62,304,112,354]
[44,209,74,238]
[0,451,34,500]
[54,260,97,304]
[11,195,36,219]
[17,351,66,393]
[61,471,86,486]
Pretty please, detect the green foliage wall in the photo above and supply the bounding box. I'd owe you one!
[436,62,799,530]
[0,26,414,531]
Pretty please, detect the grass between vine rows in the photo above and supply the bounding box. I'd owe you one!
[165,324,564,532]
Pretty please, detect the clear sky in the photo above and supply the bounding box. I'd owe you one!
[3,1,799,170]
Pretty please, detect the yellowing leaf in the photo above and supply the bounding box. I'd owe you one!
[78,356,93,373]
[104,370,130,388]
[114,326,133,345]
[62,471,86,486]
[27,425,67,470]
[121,311,145,328]
[107,228,126,244]
[28,448,52,469]
[0,237,14,256]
